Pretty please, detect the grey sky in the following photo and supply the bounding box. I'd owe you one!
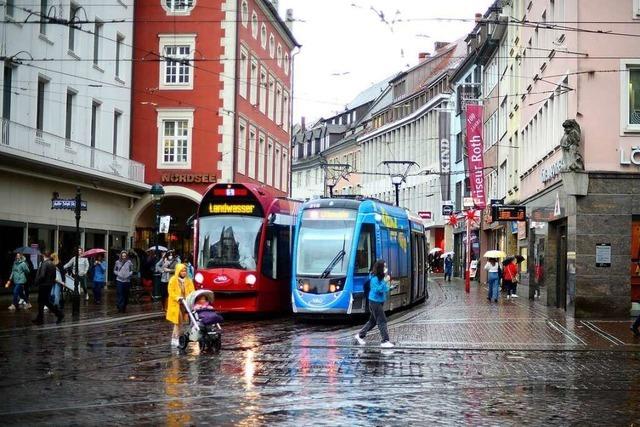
[278,0,495,123]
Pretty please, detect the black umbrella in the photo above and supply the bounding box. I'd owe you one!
[502,256,515,266]
[515,255,526,263]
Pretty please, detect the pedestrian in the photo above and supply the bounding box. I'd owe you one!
[22,251,35,306]
[114,250,133,313]
[156,251,178,310]
[632,313,640,337]
[484,257,500,303]
[166,263,194,347]
[32,251,64,325]
[354,259,394,348]
[4,253,31,310]
[533,259,544,299]
[185,254,195,279]
[444,254,453,282]
[502,258,519,299]
[92,254,107,304]
[64,247,90,301]
[51,253,65,310]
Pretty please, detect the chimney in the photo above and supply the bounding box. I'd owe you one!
[434,41,449,51]
[301,116,306,131]
[475,13,483,23]
[418,52,431,63]
[285,8,294,30]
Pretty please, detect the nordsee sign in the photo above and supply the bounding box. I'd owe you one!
[540,159,564,183]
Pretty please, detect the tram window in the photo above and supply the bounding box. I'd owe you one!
[355,224,374,274]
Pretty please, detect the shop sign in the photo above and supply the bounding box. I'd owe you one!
[492,205,526,221]
[540,159,565,184]
[463,197,475,208]
[439,111,451,201]
[442,205,454,216]
[161,173,217,184]
[517,221,527,240]
[465,105,486,209]
[620,146,640,166]
[595,243,611,267]
[418,211,432,220]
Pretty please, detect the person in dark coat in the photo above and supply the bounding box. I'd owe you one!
[32,251,64,325]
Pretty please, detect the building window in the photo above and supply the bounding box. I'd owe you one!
[159,35,195,90]
[237,120,247,175]
[68,3,79,52]
[249,59,258,105]
[115,34,124,79]
[276,45,283,67]
[635,0,640,17]
[163,0,195,15]
[113,110,121,155]
[241,1,249,27]
[274,145,281,190]
[284,53,290,75]
[36,78,47,132]
[157,109,193,168]
[65,90,75,140]
[251,12,259,38]
[267,139,274,185]
[269,34,275,58]
[623,64,640,131]
[283,91,289,131]
[93,21,103,67]
[259,68,267,113]
[239,48,248,98]
[39,0,47,35]
[248,127,256,179]
[258,134,266,182]
[3,65,13,120]
[275,84,282,125]
[260,24,267,49]
[282,149,288,192]
[268,75,275,120]
[91,101,100,151]
[6,0,14,17]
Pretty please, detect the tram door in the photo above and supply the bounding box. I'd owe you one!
[411,234,419,302]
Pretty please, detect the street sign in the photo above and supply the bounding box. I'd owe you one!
[159,215,171,233]
[492,205,526,221]
[418,211,432,220]
[442,205,454,216]
[51,198,87,211]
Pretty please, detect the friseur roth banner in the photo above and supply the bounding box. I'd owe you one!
[465,104,486,209]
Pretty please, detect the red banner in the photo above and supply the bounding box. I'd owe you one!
[465,105,486,209]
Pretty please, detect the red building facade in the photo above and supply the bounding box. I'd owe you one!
[130,0,298,253]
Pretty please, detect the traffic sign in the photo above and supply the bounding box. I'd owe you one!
[51,198,87,211]
[418,211,432,220]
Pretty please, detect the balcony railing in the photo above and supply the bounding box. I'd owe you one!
[1,118,145,184]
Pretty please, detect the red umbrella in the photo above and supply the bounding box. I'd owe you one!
[82,248,106,257]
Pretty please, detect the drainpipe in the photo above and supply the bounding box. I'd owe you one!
[288,46,301,197]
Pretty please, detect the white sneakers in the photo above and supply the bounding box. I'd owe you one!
[85,294,89,301]
[355,334,395,348]
[380,341,395,348]
[506,295,511,300]
[171,337,179,347]
[512,294,519,298]
[354,334,365,345]
[8,304,16,311]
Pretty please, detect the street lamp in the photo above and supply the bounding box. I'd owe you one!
[150,183,165,300]
[391,175,403,207]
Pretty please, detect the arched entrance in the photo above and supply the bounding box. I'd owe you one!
[132,186,201,259]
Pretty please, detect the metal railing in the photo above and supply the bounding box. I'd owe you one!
[0,118,145,183]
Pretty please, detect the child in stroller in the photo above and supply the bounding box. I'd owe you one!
[178,289,223,352]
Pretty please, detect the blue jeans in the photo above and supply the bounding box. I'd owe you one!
[116,280,130,311]
[488,272,500,301]
[93,281,105,303]
[12,282,26,306]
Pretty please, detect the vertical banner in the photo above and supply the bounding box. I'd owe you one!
[465,105,486,209]
[438,111,451,202]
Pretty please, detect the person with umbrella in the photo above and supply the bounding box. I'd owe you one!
[444,254,453,282]
[483,250,505,303]
[91,253,107,304]
[64,247,90,301]
[502,257,518,299]
[5,252,31,310]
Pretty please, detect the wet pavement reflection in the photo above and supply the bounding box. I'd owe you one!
[1,278,640,425]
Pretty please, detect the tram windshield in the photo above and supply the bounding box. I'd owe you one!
[296,209,356,277]
[198,215,263,270]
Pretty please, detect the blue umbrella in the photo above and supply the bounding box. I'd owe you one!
[13,246,35,255]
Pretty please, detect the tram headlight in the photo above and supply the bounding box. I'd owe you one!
[245,274,257,286]
[298,279,310,293]
[194,272,204,285]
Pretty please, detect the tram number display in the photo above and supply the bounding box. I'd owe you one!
[208,203,257,215]
[492,205,526,221]
[302,209,357,220]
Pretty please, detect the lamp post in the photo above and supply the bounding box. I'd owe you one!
[391,175,403,207]
[72,187,82,317]
[150,183,165,300]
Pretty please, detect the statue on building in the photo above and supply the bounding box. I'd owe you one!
[560,119,584,172]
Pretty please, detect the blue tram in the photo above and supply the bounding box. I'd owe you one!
[291,197,428,315]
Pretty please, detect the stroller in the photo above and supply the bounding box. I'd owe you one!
[177,289,223,352]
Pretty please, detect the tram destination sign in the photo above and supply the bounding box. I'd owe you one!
[491,205,526,221]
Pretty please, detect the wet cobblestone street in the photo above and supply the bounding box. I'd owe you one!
[1,278,640,426]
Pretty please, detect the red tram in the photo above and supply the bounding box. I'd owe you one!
[193,183,299,313]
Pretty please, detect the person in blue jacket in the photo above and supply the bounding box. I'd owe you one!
[355,259,394,348]
[92,254,107,304]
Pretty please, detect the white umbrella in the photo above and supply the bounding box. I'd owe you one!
[440,251,454,259]
[147,245,168,252]
[429,248,443,255]
[483,250,507,258]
